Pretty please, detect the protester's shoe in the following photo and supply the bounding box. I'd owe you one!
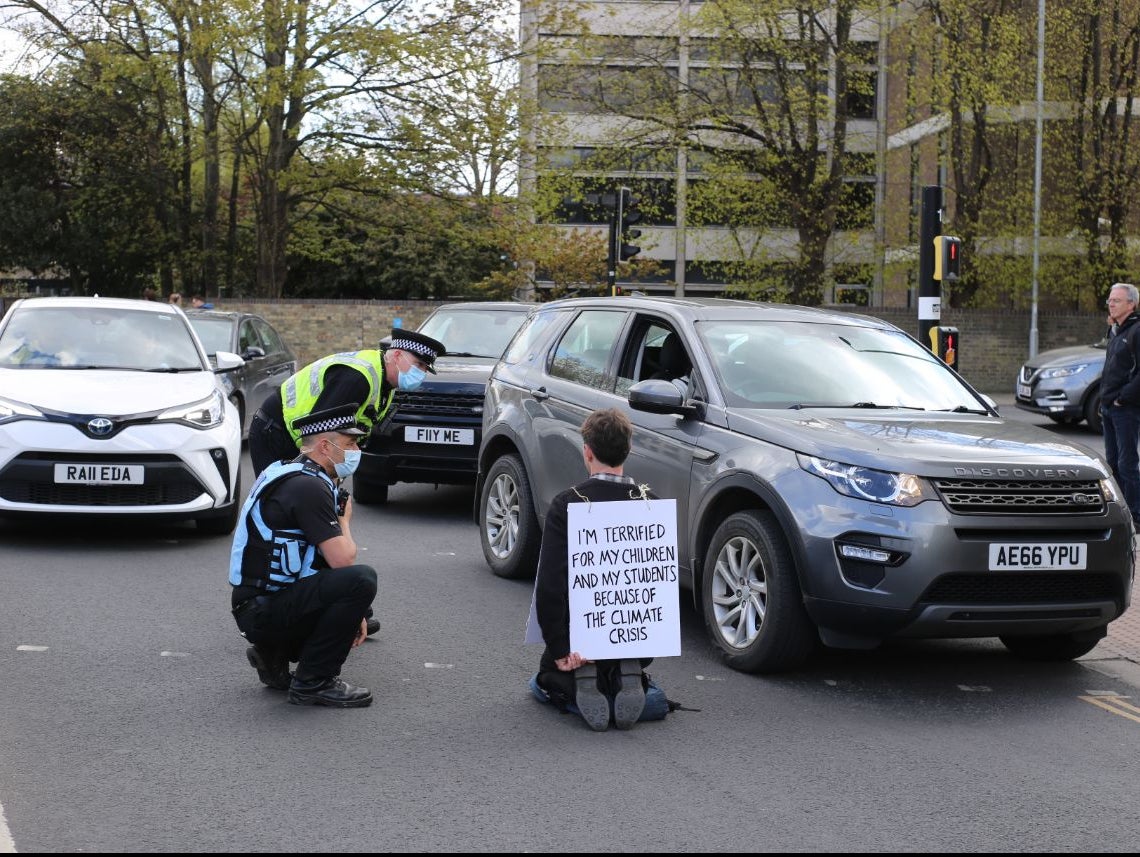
[246,645,292,691]
[288,676,373,708]
[612,659,646,730]
[574,663,610,731]
[366,617,381,636]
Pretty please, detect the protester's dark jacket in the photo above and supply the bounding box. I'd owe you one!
[1102,313,1140,406]
[535,477,655,666]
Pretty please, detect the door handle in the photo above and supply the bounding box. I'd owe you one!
[530,387,549,401]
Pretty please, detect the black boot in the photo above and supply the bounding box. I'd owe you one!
[246,646,292,691]
[288,676,373,708]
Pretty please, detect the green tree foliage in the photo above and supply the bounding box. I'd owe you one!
[0,71,175,293]
[3,0,528,299]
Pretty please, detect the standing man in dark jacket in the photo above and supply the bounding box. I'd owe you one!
[1101,282,1140,526]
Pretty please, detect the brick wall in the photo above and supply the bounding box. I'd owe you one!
[219,299,1108,394]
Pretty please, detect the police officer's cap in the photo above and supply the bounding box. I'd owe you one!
[387,328,446,374]
[292,403,368,438]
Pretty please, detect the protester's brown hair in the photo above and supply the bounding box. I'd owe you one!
[580,407,632,466]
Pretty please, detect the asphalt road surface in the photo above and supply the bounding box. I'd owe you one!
[0,416,1137,852]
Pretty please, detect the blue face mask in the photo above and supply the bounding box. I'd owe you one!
[335,448,361,479]
[398,363,427,391]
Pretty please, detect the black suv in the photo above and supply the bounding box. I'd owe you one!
[476,296,1134,672]
[353,302,534,505]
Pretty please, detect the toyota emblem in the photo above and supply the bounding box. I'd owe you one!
[88,417,114,436]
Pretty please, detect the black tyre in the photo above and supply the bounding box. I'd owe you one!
[1084,386,1103,434]
[701,510,817,673]
[196,472,242,536]
[1000,628,1105,661]
[479,453,540,580]
[353,478,389,505]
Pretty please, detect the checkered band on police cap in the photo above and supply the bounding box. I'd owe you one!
[292,403,367,437]
[387,328,446,373]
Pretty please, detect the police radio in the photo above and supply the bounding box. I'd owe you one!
[336,487,349,517]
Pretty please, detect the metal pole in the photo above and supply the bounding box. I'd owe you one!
[1029,0,1045,358]
[918,186,943,353]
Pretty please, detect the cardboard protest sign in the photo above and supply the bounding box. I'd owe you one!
[565,498,680,659]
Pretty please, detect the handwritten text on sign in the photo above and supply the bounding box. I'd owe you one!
[568,498,680,659]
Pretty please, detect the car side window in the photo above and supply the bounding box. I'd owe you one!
[502,311,563,366]
[238,321,259,354]
[549,310,626,388]
[616,321,691,397]
[254,319,284,354]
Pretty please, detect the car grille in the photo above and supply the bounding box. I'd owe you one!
[393,392,484,417]
[0,452,206,507]
[920,572,1122,604]
[932,478,1105,515]
[3,482,204,506]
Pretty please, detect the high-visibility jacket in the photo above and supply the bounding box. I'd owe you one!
[279,350,394,445]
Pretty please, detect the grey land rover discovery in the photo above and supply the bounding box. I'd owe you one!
[475,296,1135,673]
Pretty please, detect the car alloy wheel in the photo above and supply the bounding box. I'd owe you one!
[702,511,816,673]
[479,453,540,579]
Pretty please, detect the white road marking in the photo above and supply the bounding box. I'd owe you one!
[0,801,16,852]
[694,675,723,681]
[15,646,47,652]
[160,651,191,658]
[424,663,454,669]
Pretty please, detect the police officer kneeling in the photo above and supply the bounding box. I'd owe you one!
[229,403,377,707]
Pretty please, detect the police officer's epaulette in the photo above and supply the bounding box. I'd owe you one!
[299,457,326,478]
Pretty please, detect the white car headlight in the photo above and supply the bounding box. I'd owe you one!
[157,389,225,429]
[1039,364,1089,379]
[0,395,44,425]
[798,454,934,507]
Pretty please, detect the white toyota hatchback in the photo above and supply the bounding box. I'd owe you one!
[0,296,244,534]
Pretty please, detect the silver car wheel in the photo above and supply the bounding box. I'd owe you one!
[710,535,768,650]
[485,471,519,560]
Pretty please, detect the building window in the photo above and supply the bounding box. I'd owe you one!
[537,64,678,113]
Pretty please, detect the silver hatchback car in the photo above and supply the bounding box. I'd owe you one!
[476,296,1135,672]
[1015,338,1106,433]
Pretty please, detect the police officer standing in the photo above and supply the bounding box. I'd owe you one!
[229,403,377,708]
[248,328,446,477]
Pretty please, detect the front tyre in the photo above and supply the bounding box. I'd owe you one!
[479,453,540,580]
[702,510,817,673]
[1000,628,1106,661]
[353,479,389,506]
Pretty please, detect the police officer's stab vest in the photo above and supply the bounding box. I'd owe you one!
[228,459,337,591]
[279,350,395,445]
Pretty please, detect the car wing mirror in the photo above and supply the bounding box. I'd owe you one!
[628,378,698,416]
[214,350,245,373]
[242,345,266,360]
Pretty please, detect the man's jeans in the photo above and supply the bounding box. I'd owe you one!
[1102,404,1140,524]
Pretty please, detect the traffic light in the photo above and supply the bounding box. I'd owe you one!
[934,235,962,282]
[617,186,642,262]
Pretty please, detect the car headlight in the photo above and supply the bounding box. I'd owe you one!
[1038,364,1089,379]
[157,389,225,429]
[798,454,934,507]
[0,395,44,425]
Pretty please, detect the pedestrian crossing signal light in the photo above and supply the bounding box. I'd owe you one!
[934,236,962,282]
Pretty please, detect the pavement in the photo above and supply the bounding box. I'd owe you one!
[986,392,1140,682]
